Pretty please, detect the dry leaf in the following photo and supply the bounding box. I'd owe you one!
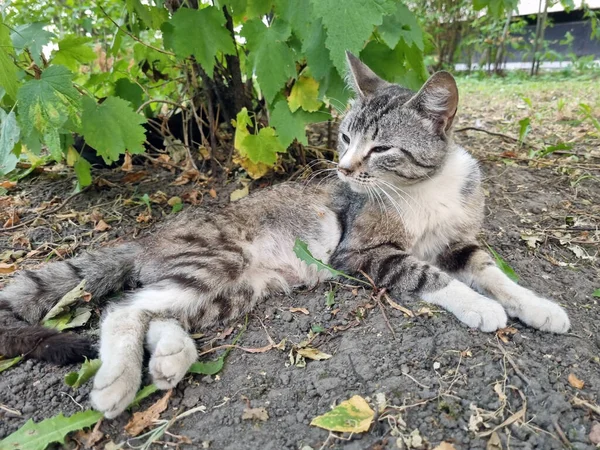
[3,212,19,228]
[121,153,133,172]
[496,326,518,344]
[0,180,17,189]
[182,189,201,205]
[75,418,104,448]
[433,442,457,450]
[486,431,503,450]
[384,294,414,317]
[122,171,147,184]
[493,383,507,402]
[209,188,217,198]
[290,307,309,315]
[416,307,433,317]
[241,407,269,421]
[0,262,17,274]
[310,395,374,433]
[125,389,172,436]
[296,347,332,361]
[173,168,201,186]
[150,191,168,204]
[136,212,152,223]
[568,373,585,389]
[94,220,111,232]
[230,185,249,202]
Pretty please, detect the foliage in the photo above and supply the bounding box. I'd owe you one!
[0,355,22,373]
[64,358,102,388]
[310,395,375,433]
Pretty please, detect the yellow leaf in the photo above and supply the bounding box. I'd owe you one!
[0,262,16,274]
[230,184,249,202]
[296,347,332,361]
[310,395,374,433]
[433,442,457,450]
[288,76,322,113]
[232,153,271,179]
[568,373,584,389]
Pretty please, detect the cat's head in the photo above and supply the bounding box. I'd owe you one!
[337,52,459,192]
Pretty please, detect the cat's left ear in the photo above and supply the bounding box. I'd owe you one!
[407,71,458,135]
[346,51,390,98]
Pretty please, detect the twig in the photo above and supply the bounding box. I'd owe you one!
[136,99,186,114]
[372,288,396,339]
[0,404,22,416]
[494,341,531,386]
[552,418,571,447]
[571,396,600,415]
[1,187,90,233]
[455,126,519,143]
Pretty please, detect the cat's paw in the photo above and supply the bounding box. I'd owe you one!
[90,363,141,419]
[149,336,197,389]
[460,298,508,332]
[516,297,570,334]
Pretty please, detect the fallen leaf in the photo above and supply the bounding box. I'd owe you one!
[75,418,104,448]
[65,358,102,389]
[182,189,201,205]
[168,196,182,207]
[241,407,269,421]
[121,153,133,171]
[493,383,507,402]
[0,262,16,274]
[94,220,111,232]
[125,389,173,436]
[416,307,433,317]
[42,280,87,322]
[496,326,518,344]
[486,431,503,450]
[290,307,309,315]
[310,395,374,433]
[433,442,457,450]
[3,212,19,228]
[0,355,22,372]
[122,171,147,184]
[296,347,332,361]
[0,180,17,189]
[568,373,585,389]
[173,168,201,186]
[136,212,152,223]
[230,185,249,202]
[589,421,600,445]
[209,188,217,198]
[384,294,414,317]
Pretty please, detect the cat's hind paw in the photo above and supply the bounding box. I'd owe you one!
[90,364,141,419]
[516,298,570,334]
[149,336,197,389]
[460,298,508,332]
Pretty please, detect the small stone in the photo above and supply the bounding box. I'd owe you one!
[202,376,213,385]
[281,311,293,322]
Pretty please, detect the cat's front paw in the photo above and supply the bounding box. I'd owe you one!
[149,337,197,389]
[460,298,508,332]
[90,363,141,419]
[516,297,570,333]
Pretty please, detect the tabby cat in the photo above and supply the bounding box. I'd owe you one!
[0,53,570,419]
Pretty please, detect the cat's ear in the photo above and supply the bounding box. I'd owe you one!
[345,51,390,98]
[407,71,458,134]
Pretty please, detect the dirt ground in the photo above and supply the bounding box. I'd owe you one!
[1,75,599,450]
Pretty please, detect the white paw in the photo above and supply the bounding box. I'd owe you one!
[516,297,570,333]
[459,297,508,332]
[149,337,197,389]
[91,364,141,419]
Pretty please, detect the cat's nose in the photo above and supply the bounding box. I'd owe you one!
[337,165,353,176]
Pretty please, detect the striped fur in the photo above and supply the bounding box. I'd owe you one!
[0,55,570,418]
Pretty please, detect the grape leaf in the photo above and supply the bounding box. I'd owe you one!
[310,395,374,433]
[0,109,20,175]
[361,40,408,84]
[52,35,97,71]
[378,2,424,51]
[0,19,19,101]
[81,96,146,164]
[163,7,235,77]
[65,358,101,389]
[301,18,332,81]
[10,22,56,66]
[270,98,329,147]
[310,0,395,74]
[240,126,286,165]
[17,65,81,137]
[74,155,92,187]
[114,78,144,110]
[288,76,322,113]
[242,19,296,104]
[0,410,103,450]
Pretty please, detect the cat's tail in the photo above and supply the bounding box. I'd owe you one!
[0,243,142,364]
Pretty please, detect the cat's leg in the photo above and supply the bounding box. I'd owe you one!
[436,243,570,333]
[335,245,507,331]
[145,319,197,389]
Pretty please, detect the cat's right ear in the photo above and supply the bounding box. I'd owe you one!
[346,51,390,98]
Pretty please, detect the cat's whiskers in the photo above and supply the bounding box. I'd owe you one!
[373,183,407,229]
[375,179,418,217]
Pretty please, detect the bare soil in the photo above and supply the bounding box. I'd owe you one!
[0,76,599,450]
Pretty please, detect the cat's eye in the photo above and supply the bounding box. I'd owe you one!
[341,133,350,144]
[370,145,392,154]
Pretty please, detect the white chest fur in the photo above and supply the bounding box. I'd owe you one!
[390,146,481,262]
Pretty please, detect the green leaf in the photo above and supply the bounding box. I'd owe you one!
[310,0,395,74]
[17,65,81,137]
[0,410,103,450]
[0,19,19,101]
[242,19,296,104]
[592,289,600,298]
[131,384,159,407]
[74,155,92,188]
[288,76,322,113]
[41,279,87,322]
[0,109,20,175]
[45,306,92,331]
[188,356,225,375]
[378,2,424,51]
[65,358,101,389]
[518,117,531,144]
[310,395,374,433]
[293,238,369,285]
[270,98,329,147]
[163,7,235,77]
[52,36,97,71]
[240,126,286,165]
[325,289,335,307]
[114,78,144,111]
[485,244,519,282]
[0,355,22,373]
[10,23,55,66]
[81,96,146,164]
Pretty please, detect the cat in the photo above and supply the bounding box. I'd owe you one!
[0,52,570,419]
